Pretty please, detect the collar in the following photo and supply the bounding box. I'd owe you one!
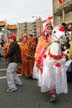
[48,50,64,60]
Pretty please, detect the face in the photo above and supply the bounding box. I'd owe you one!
[28,35,31,39]
[23,32,28,37]
[22,36,27,42]
[8,39,14,43]
[52,27,67,44]
[46,25,53,34]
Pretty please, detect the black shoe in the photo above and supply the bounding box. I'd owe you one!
[16,83,23,86]
[28,76,32,79]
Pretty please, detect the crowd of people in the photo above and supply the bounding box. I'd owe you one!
[1,20,72,103]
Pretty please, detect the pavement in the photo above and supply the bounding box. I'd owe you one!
[0,57,72,108]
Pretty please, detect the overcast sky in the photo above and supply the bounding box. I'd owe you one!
[0,0,52,24]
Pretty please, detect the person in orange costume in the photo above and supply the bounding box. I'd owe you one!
[34,20,53,90]
[17,32,35,78]
[3,38,10,59]
[17,33,29,76]
[35,24,52,71]
[27,34,36,78]
[17,40,26,74]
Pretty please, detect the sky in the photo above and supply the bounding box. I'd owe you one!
[0,0,52,24]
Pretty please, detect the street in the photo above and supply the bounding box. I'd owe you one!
[0,57,72,108]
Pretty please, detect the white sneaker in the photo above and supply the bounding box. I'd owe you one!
[6,88,17,93]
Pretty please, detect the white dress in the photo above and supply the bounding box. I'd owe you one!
[33,62,39,79]
[39,43,68,94]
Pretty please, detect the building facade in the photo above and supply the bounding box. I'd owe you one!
[0,21,17,41]
[53,0,72,26]
[0,18,42,41]
[17,17,42,40]
[7,24,17,36]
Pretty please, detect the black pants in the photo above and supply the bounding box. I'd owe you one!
[67,72,72,82]
[66,62,72,82]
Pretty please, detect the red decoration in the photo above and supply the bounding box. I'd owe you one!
[48,50,64,60]
[55,63,61,67]
[70,27,72,31]
[46,16,52,25]
[43,54,47,58]
[58,27,65,32]
[48,16,52,20]
[58,0,64,4]
[31,38,35,44]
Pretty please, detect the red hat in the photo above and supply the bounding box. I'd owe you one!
[8,35,16,40]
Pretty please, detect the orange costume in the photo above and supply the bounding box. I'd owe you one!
[3,42,10,57]
[17,41,29,75]
[27,37,36,77]
[35,34,51,71]
[17,36,36,78]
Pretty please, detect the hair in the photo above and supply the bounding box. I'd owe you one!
[29,34,33,37]
[61,22,68,31]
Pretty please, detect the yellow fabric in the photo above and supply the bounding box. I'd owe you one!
[69,41,72,59]
[34,35,49,60]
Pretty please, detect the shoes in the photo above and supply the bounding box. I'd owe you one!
[6,87,17,93]
[16,82,23,86]
[28,76,32,79]
[50,95,56,103]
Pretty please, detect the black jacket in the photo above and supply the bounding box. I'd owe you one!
[5,41,22,63]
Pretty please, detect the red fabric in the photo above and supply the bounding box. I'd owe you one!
[48,50,64,60]
[46,17,52,25]
[55,62,61,67]
[58,0,64,4]
[43,54,47,58]
[70,27,72,31]
[36,62,42,73]
[21,51,26,57]
[31,38,35,43]
[48,89,56,95]
[58,27,65,32]
[48,16,52,20]
[32,57,35,61]
[36,57,43,73]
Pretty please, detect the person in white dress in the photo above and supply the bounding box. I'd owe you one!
[39,26,68,102]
